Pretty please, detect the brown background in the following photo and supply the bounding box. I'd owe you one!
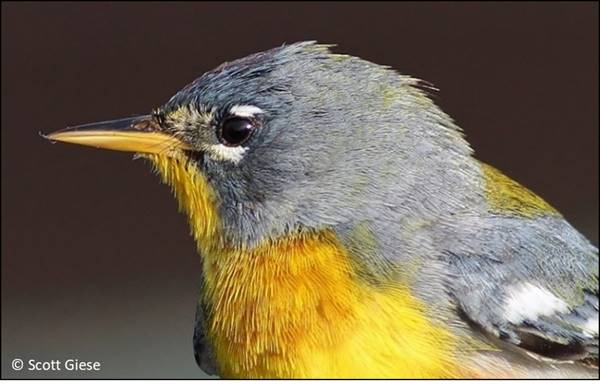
[2,2,598,379]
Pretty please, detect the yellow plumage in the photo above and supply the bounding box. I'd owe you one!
[148,154,472,378]
[482,163,558,217]
[44,42,598,379]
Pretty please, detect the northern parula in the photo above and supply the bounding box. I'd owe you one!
[46,42,598,378]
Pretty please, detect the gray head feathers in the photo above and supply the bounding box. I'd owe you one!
[158,41,481,246]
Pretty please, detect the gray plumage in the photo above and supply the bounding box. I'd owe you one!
[153,42,598,376]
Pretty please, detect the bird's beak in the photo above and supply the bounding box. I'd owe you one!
[44,115,191,155]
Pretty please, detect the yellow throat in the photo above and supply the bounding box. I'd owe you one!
[148,154,469,378]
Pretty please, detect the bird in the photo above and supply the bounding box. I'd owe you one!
[45,41,598,378]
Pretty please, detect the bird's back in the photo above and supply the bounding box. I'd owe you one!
[443,163,598,376]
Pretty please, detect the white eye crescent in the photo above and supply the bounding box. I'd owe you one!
[230,105,265,118]
[206,144,247,164]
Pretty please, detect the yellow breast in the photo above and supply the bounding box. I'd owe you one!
[206,231,472,378]
[149,155,470,378]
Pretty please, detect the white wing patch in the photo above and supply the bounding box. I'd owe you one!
[582,316,599,337]
[205,144,247,164]
[504,283,570,324]
[230,105,265,118]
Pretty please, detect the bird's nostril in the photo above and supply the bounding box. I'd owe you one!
[132,118,162,132]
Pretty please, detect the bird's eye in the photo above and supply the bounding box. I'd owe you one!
[218,117,256,147]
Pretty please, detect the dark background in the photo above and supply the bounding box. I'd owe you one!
[2,2,598,379]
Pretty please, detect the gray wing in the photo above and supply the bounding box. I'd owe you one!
[447,214,598,366]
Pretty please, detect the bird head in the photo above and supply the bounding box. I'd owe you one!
[46,41,476,249]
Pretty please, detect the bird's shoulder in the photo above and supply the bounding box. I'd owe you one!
[445,206,598,367]
[335,162,598,368]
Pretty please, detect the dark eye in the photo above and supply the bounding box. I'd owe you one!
[218,117,256,147]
